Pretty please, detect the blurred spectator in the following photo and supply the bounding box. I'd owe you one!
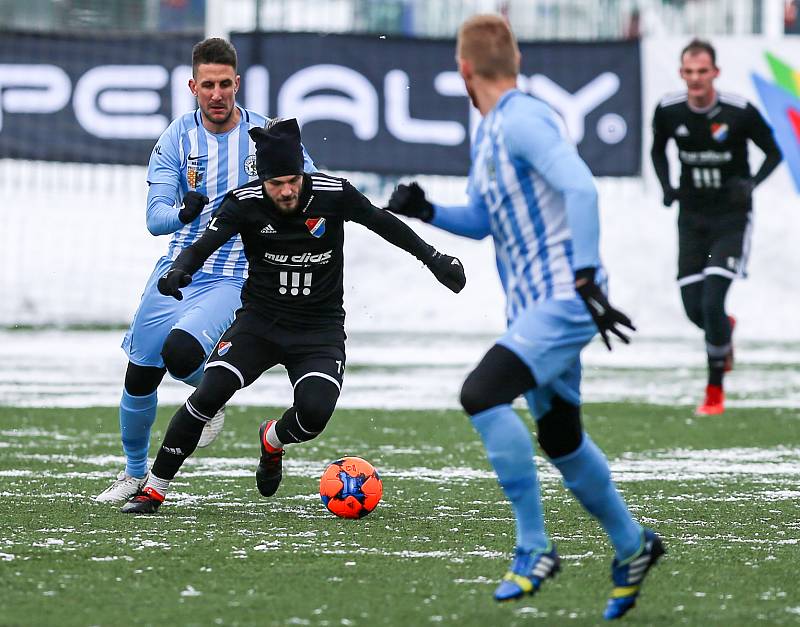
[159,0,205,32]
[625,7,641,38]
[786,0,800,33]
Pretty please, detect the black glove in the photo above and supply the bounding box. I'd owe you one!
[662,187,681,207]
[387,182,434,222]
[427,251,466,293]
[157,269,192,301]
[574,267,635,350]
[178,191,210,224]
[725,177,755,205]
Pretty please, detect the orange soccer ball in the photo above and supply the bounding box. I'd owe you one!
[319,456,383,519]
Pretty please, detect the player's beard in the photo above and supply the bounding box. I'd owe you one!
[203,103,234,126]
[274,197,299,214]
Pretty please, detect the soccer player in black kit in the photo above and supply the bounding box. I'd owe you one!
[121,118,466,513]
[651,39,782,416]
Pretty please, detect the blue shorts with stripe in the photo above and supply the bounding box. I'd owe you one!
[496,297,596,419]
[122,256,245,369]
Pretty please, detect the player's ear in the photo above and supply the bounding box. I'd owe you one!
[188,77,197,97]
[458,57,470,79]
[234,75,241,94]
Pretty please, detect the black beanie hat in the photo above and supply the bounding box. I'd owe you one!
[248,118,304,180]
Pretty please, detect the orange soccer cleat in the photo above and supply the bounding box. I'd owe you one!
[695,384,725,416]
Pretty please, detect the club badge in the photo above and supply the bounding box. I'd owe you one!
[305,217,326,238]
[217,341,232,356]
[244,154,257,177]
[711,122,729,142]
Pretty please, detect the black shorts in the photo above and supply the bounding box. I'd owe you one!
[205,309,345,390]
[677,209,752,285]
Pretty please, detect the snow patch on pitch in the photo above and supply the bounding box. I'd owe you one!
[5,447,800,492]
[1,330,799,409]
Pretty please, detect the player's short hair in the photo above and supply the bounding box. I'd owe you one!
[457,14,520,79]
[681,38,716,67]
[192,37,238,77]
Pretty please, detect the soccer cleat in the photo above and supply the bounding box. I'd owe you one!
[197,405,226,448]
[493,544,560,602]
[94,470,147,503]
[695,384,724,416]
[603,527,665,620]
[256,419,285,497]
[120,487,165,514]
[724,315,736,372]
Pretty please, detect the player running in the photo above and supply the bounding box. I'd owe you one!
[120,118,466,514]
[94,38,315,504]
[386,15,663,620]
[651,39,782,416]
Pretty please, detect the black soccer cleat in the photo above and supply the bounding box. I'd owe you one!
[256,419,285,497]
[120,487,164,514]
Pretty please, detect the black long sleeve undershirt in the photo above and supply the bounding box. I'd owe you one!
[650,127,672,194]
[171,220,239,276]
[349,203,435,264]
[169,197,436,278]
[750,133,782,187]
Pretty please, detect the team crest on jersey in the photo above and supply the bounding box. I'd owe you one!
[187,159,205,189]
[711,122,729,142]
[244,154,258,177]
[305,218,326,238]
[217,341,232,356]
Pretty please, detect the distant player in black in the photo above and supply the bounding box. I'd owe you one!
[121,118,466,513]
[651,39,782,416]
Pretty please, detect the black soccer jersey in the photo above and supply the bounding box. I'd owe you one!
[651,91,781,209]
[170,172,435,329]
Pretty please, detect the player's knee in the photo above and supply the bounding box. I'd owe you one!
[460,345,536,416]
[123,362,166,397]
[293,377,339,438]
[536,396,583,459]
[187,367,240,417]
[161,329,206,380]
[680,283,705,328]
[681,297,704,328]
[460,372,493,416]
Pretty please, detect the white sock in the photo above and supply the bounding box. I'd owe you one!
[266,421,285,450]
[144,473,171,498]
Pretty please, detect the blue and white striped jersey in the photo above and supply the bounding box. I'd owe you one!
[146,106,316,278]
[432,89,602,323]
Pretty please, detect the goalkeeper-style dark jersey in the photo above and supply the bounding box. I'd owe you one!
[171,172,434,329]
[651,91,781,211]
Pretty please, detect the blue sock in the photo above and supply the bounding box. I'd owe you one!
[178,364,205,388]
[471,405,548,553]
[550,434,642,560]
[120,389,158,478]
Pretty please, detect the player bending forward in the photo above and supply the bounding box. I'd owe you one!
[121,118,466,514]
[95,37,315,503]
[387,15,663,621]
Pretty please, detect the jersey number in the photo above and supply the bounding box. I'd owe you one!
[279,271,312,296]
[692,167,722,189]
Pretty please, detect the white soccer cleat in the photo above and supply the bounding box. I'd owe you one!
[94,470,147,503]
[197,405,226,448]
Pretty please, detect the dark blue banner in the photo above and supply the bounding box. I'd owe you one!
[232,32,642,176]
[0,31,641,175]
[0,31,194,164]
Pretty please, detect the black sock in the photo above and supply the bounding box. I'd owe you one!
[708,363,724,387]
[151,404,206,481]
